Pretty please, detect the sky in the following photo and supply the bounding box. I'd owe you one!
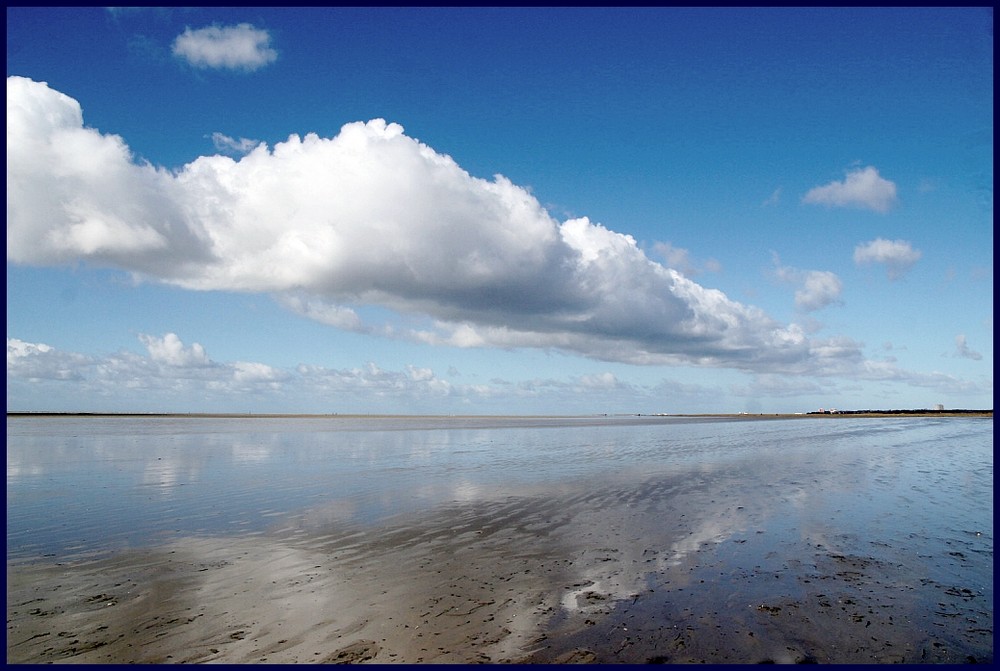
[6,7,994,415]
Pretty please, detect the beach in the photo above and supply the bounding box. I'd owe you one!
[6,415,993,664]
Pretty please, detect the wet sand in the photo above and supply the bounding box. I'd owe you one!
[7,454,992,664]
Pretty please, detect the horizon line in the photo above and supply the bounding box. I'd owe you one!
[6,409,993,419]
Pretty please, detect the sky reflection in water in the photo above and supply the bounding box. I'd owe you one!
[6,415,992,576]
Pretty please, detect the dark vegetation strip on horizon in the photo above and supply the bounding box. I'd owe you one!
[5,409,993,418]
[803,408,993,416]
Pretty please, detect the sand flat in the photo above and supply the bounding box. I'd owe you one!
[8,472,992,663]
[7,416,993,663]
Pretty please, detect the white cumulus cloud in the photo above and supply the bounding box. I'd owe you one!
[773,256,843,312]
[139,332,211,367]
[853,238,922,280]
[172,23,277,71]
[7,338,89,381]
[803,166,898,213]
[8,76,874,375]
[795,271,843,312]
[232,361,286,384]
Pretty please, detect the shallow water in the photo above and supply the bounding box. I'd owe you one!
[6,415,992,566]
[6,415,993,663]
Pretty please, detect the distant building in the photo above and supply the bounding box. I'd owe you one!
[935,404,945,411]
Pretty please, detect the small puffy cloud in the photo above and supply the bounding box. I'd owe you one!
[7,338,52,359]
[172,23,277,71]
[803,166,898,213]
[773,256,843,312]
[139,332,211,367]
[406,365,435,382]
[794,271,843,312]
[853,238,922,280]
[211,132,261,156]
[232,361,286,384]
[762,187,781,207]
[953,334,983,361]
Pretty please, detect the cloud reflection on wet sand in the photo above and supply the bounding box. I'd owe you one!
[6,416,993,663]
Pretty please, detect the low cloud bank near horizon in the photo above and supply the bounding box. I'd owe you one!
[2,76,931,379]
[3,334,682,413]
[7,335,989,414]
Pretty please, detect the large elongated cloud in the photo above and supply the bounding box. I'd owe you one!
[8,76,861,373]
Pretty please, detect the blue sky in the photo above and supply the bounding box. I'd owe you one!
[6,7,993,414]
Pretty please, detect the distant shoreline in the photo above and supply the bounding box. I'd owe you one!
[6,410,993,419]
